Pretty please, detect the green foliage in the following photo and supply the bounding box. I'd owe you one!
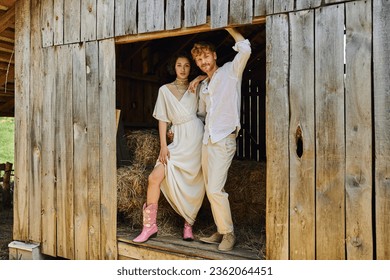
[0,117,14,164]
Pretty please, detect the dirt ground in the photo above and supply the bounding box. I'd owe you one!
[0,207,13,260]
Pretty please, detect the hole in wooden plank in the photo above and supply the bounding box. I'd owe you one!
[296,125,303,158]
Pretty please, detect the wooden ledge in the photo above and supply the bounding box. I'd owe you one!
[117,233,262,260]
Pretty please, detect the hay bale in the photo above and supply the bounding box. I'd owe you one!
[227,160,266,228]
[199,160,266,229]
[117,163,149,219]
[117,164,178,231]
[118,131,266,253]
[126,129,160,166]
[118,159,266,230]
[116,159,266,255]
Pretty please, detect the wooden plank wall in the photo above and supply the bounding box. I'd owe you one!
[289,9,315,260]
[266,0,386,259]
[14,0,117,260]
[13,0,390,260]
[315,4,345,260]
[14,0,30,242]
[37,0,369,48]
[373,0,390,260]
[265,13,290,260]
[345,0,372,260]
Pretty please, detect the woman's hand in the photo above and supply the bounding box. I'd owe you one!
[188,75,207,93]
[158,146,170,165]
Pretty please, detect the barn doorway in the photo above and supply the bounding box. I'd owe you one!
[115,24,267,259]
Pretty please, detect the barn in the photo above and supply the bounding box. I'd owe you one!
[0,0,389,260]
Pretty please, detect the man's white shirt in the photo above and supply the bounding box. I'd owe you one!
[198,39,251,144]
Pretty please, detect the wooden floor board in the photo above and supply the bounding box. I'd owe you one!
[117,232,262,260]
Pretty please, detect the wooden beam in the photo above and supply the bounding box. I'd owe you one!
[0,89,14,96]
[0,4,15,33]
[0,0,17,7]
[0,30,15,43]
[0,65,14,85]
[116,16,266,44]
[0,53,14,63]
[0,61,12,69]
[0,42,14,53]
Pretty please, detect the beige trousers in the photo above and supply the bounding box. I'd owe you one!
[202,134,236,234]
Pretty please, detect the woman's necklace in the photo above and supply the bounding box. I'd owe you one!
[173,78,188,98]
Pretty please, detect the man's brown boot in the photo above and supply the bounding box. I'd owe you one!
[218,232,236,251]
[199,232,223,244]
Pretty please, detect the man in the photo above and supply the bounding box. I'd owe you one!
[191,28,251,251]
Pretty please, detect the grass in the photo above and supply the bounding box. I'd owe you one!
[0,117,14,164]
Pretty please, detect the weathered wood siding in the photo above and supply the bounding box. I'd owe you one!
[373,0,390,260]
[266,13,290,260]
[345,0,373,260]
[315,4,345,260]
[266,0,390,259]
[32,0,377,49]
[289,9,315,260]
[13,0,389,260]
[14,0,31,242]
[15,0,117,260]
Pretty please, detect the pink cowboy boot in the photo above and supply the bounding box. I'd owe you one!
[183,221,194,241]
[133,203,158,243]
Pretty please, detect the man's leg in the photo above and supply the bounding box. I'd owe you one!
[202,135,236,234]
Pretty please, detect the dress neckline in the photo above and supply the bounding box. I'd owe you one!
[165,84,187,102]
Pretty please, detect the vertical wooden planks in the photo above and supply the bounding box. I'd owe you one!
[97,0,114,40]
[99,39,117,260]
[41,46,57,257]
[53,0,64,45]
[210,0,228,28]
[266,0,274,15]
[138,0,164,33]
[41,0,54,47]
[273,0,294,14]
[254,0,267,16]
[184,0,207,27]
[249,82,259,161]
[81,0,97,42]
[296,0,322,10]
[86,41,101,260]
[29,0,43,244]
[115,0,137,36]
[166,0,182,30]
[114,0,126,35]
[56,45,74,259]
[345,0,373,260]
[315,4,345,260]
[266,14,290,260]
[373,0,390,260]
[64,0,80,44]
[229,0,253,25]
[14,0,31,241]
[289,10,315,260]
[72,43,89,259]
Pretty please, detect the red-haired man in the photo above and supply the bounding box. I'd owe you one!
[191,28,251,251]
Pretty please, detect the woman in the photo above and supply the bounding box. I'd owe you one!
[133,53,205,243]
